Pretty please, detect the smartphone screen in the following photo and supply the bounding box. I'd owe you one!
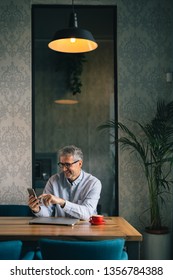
[27,188,37,198]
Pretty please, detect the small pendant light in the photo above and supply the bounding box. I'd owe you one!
[48,0,98,53]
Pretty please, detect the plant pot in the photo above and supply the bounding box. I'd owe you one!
[145,226,169,234]
[143,230,171,260]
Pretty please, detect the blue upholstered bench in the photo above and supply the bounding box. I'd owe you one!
[38,238,128,260]
[0,204,34,216]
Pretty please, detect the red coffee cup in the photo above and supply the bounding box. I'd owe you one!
[89,215,104,224]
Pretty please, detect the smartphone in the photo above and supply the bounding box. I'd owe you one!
[27,188,37,198]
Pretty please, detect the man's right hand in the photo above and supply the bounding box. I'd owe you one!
[28,195,41,213]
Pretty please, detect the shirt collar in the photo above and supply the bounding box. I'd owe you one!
[68,170,83,186]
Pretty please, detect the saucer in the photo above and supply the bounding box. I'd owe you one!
[90,220,105,225]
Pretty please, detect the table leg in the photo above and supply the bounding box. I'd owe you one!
[126,241,141,260]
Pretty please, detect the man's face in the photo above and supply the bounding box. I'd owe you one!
[59,155,82,181]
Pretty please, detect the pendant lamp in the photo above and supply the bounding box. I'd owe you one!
[48,1,98,53]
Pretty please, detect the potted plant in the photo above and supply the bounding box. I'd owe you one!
[98,100,173,259]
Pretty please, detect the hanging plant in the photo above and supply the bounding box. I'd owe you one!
[55,53,86,95]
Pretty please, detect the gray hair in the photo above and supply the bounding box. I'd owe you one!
[58,145,83,161]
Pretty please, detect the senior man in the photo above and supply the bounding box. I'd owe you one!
[28,145,102,220]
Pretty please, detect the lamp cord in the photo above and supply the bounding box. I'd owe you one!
[70,0,78,28]
[72,0,74,13]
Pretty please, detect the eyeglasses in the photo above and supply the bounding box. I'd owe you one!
[57,160,79,169]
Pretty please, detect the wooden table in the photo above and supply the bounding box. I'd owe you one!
[0,216,142,259]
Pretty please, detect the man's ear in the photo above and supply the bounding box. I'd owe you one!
[79,160,83,168]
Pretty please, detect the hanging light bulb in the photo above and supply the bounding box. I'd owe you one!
[70,38,76,43]
[48,0,98,53]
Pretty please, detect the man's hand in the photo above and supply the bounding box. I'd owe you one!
[39,194,65,208]
[28,195,41,213]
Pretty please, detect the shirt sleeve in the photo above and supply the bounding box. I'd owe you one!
[34,178,55,217]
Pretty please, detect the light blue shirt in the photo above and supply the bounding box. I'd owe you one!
[35,170,102,220]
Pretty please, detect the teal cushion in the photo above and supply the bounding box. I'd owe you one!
[0,240,37,260]
[39,238,128,260]
[0,204,33,216]
[0,240,22,260]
